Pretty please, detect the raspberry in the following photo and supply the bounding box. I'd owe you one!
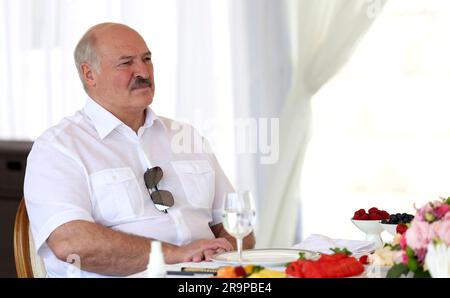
[353,214,361,220]
[360,214,369,220]
[368,207,379,214]
[354,209,366,217]
[379,210,390,220]
[368,213,382,220]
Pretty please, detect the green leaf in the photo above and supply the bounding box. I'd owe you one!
[384,243,400,251]
[390,244,401,251]
[407,258,419,272]
[386,263,410,278]
[252,265,264,274]
[446,197,450,205]
[298,252,306,260]
[330,247,352,255]
[413,267,431,278]
[406,247,415,258]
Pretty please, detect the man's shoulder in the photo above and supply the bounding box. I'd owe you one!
[156,115,197,132]
[35,111,88,144]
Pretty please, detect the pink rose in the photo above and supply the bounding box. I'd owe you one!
[415,248,427,263]
[430,220,450,245]
[445,212,450,221]
[405,220,431,251]
[414,202,433,221]
[433,204,449,219]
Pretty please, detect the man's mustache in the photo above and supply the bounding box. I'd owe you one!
[130,77,152,90]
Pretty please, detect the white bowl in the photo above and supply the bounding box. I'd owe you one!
[351,219,383,249]
[381,223,398,237]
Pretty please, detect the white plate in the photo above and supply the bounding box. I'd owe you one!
[210,249,319,267]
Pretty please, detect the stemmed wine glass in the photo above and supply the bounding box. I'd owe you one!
[222,191,256,263]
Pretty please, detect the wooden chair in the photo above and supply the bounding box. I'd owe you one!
[13,199,46,278]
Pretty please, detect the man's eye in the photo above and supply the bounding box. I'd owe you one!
[120,61,132,66]
[144,57,152,63]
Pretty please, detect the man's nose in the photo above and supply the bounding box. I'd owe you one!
[133,60,151,79]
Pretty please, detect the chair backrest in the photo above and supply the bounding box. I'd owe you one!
[14,199,46,278]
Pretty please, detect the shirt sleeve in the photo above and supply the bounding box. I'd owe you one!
[200,137,235,226]
[24,140,94,256]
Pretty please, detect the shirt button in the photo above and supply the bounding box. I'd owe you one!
[112,175,116,181]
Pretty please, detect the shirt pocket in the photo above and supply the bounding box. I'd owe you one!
[89,167,144,223]
[171,160,215,209]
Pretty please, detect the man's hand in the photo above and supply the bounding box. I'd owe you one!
[210,223,256,251]
[165,238,233,263]
[203,248,226,261]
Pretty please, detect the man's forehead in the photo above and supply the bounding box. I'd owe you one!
[94,26,150,57]
[98,39,150,60]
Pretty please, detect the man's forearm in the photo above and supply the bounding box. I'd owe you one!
[47,220,176,276]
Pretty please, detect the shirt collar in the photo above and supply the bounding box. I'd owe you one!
[83,97,166,139]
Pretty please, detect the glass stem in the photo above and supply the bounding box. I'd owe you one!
[237,237,243,263]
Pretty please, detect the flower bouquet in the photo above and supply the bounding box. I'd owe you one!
[387,197,450,278]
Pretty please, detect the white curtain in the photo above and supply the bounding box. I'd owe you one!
[0,0,178,140]
[256,0,388,248]
[229,0,292,244]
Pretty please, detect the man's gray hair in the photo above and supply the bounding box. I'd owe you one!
[74,26,102,91]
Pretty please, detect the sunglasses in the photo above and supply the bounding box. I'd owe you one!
[144,166,174,212]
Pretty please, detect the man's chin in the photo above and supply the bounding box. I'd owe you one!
[131,90,154,105]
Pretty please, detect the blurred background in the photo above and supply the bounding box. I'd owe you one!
[1,0,450,277]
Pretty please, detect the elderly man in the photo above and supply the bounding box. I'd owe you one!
[24,22,255,277]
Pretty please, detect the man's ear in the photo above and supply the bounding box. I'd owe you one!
[81,63,97,88]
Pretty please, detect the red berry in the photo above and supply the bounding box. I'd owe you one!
[368,207,379,214]
[234,266,246,277]
[353,215,361,220]
[360,214,369,220]
[369,213,382,220]
[354,209,366,217]
[359,255,369,265]
[396,224,408,235]
[379,210,390,219]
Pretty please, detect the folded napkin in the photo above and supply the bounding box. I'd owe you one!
[292,234,376,256]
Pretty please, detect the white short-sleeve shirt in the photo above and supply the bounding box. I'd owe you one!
[23,97,234,277]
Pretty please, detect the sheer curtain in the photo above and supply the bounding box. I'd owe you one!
[256,0,387,248]
[229,0,292,245]
[0,0,178,140]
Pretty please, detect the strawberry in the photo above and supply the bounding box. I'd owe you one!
[286,261,303,277]
[319,253,347,262]
[286,254,364,278]
[300,261,327,278]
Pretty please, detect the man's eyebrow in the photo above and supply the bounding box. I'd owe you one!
[118,52,151,60]
[118,55,135,60]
